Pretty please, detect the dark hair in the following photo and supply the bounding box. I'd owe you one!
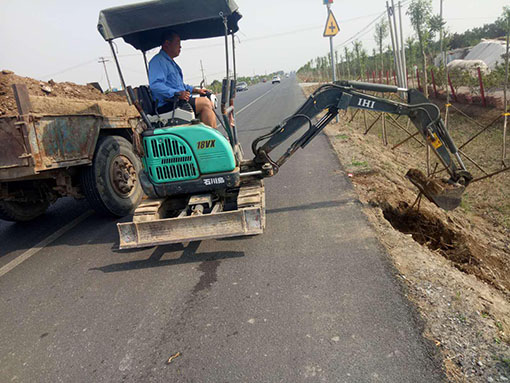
[161,30,179,45]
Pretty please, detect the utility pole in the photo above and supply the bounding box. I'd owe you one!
[503,9,509,167]
[391,0,403,88]
[398,1,407,88]
[386,2,399,84]
[98,57,112,92]
[440,0,449,103]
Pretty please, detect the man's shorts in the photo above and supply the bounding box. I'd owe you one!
[157,97,196,115]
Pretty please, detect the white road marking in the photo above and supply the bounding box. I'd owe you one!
[236,86,277,115]
[0,210,93,278]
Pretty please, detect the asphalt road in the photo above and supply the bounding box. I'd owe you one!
[0,76,444,382]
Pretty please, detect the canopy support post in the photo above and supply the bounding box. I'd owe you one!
[231,33,237,82]
[142,51,150,82]
[108,40,131,104]
[222,15,230,97]
[220,14,235,146]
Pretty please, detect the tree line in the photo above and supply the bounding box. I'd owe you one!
[297,0,510,99]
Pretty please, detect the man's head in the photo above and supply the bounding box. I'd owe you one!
[161,31,181,58]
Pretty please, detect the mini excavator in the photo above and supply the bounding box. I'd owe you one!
[117,80,472,249]
[96,1,471,249]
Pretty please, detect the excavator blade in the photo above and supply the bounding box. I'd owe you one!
[117,207,265,249]
[117,179,266,249]
[406,169,466,211]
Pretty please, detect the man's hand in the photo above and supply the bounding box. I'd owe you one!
[177,91,190,101]
[193,88,211,96]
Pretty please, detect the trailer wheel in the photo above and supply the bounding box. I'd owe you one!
[0,200,49,222]
[81,135,143,217]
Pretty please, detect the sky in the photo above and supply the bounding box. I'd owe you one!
[0,0,507,91]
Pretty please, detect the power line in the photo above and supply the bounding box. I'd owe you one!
[335,11,386,49]
[38,59,97,80]
[335,0,411,50]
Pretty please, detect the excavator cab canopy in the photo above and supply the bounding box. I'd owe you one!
[97,0,242,50]
[97,0,243,173]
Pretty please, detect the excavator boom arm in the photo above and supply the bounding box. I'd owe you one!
[251,81,472,210]
[253,81,470,184]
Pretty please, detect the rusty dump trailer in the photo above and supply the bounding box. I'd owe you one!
[0,84,143,222]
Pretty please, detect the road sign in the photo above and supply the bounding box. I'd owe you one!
[323,10,339,37]
[322,0,333,4]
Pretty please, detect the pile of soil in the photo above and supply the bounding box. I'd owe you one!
[0,69,137,118]
[300,83,510,382]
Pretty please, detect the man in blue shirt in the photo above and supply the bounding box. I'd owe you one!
[149,31,216,129]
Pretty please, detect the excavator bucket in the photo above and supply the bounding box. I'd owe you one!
[406,169,466,211]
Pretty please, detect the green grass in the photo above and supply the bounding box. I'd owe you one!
[351,160,369,167]
[459,193,472,212]
[493,355,510,373]
[501,357,510,371]
[336,134,349,140]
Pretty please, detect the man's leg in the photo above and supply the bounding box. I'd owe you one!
[194,98,217,129]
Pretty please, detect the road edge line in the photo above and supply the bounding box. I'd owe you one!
[0,210,94,278]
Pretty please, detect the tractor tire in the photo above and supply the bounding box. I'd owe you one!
[81,135,143,217]
[0,200,49,222]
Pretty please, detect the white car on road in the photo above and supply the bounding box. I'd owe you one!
[236,81,248,92]
[272,76,281,84]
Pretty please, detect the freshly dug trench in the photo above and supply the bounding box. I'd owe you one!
[382,201,479,265]
[378,200,510,293]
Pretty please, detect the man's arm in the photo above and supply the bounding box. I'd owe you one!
[191,87,212,95]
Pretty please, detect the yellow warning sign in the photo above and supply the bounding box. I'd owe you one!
[323,11,339,37]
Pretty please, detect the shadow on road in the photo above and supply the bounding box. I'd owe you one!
[0,198,95,258]
[239,125,274,133]
[91,241,245,273]
[266,198,356,215]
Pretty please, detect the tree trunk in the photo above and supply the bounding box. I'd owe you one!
[380,42,384,75]
[421,49,428,98]
[418,28,429,98]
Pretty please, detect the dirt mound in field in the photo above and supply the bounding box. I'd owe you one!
[0,69,136,117]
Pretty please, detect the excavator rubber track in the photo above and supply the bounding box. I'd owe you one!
[117,179,265,249]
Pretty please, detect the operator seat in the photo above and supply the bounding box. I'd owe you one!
[135,85,195,128]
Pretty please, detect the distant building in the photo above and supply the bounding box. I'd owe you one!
[464,39,506,70]
[448,59,490,76]
[433,47,470,67]
[434,39,507,72]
